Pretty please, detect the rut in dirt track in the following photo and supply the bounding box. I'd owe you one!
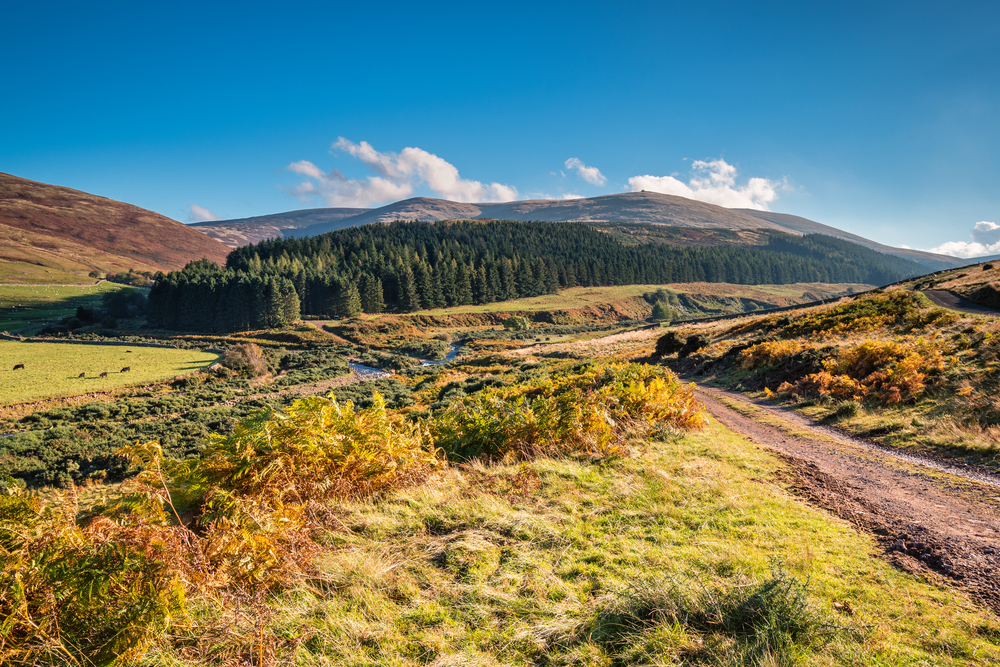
[695,384,1000,614]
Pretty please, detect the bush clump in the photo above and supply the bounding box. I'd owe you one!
[221,342,269,377]
[0,487,185,666]
[432,362,705,460]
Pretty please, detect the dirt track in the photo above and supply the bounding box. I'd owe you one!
[696,384,1000,613]
[922,289,1000,317]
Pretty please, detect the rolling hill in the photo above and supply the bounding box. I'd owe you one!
[194,191,965,270]
[0,172,231,282]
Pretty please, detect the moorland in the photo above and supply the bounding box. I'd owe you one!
[3,176,1000,666]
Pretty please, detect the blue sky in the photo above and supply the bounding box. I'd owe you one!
[3,0,999,256]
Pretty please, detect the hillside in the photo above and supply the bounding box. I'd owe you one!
[190,206,367,247]
[150,220,927,332]
[0,172,230,281]
[194,191,965,270]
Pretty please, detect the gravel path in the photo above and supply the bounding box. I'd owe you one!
[922,289,1000,317]
[696,384,1000,613]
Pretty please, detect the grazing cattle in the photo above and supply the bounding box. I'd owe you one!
[99,371,108,378]
[12,363,24,370]
[126,350,132,353]
[78,372,86,378]
[120,366,131,373]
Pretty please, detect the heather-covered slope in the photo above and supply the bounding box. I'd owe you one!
[196,191,966,270]
[0,172,230,279]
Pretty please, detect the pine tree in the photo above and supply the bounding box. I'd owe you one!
[338,282,363,318]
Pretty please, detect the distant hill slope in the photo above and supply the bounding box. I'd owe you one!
[0,172,230,281]
[732,209,961,271]
[190,207,367,247]
[195,191,965,270]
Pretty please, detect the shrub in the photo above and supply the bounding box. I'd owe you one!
[777,338,946,405]
[678,334,709,359]
[221,342,268,377]
[653,331,684,358]
[503,316,531,331]
[432,363,705,461]
[739,340,807,369]
[194,393,439,503]
[0,488,185,666]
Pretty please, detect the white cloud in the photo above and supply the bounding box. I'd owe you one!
[564,157,607,186]
[188,204,220,222]
[626,158,783,210]
[970,220,1000,245]
[287,138,517,208]
[928,222,1000,258]
[561,193,584,200]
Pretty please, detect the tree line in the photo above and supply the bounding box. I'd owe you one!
[147,220,926,332]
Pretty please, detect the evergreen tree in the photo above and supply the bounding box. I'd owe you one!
[338,282,363,318]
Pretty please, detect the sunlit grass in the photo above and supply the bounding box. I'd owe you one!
[0,341,220,405]
[143,421,1000,666]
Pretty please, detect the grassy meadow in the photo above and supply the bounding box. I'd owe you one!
[0,281,142,332]
[0,341,219,405]
[401,282,870,317]
[206,422,998,667]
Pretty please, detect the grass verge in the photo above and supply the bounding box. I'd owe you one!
[142,420,1000,666]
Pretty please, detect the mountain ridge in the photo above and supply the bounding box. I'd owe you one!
[193,191,965,270]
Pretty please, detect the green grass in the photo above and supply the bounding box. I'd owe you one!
[0,282,141,332]
[0,259,94,285]
[403,282,869,317]
[0,341,220,405]
[144,421,1000,666]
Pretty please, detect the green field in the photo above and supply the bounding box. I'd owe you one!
[0,341,220,405]
[0,282,142,332]
[404,282,870,316]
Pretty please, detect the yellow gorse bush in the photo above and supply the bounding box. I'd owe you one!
[432,362,705,460]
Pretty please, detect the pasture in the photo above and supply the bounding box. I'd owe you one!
[0,341,220,405]
[0,282,142,332]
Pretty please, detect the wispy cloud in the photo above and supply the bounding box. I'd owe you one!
[187,204,220,222]
[286,138,518,207]
[564,157,607,186]
[627,158,783,210]
[928,221,1000,258]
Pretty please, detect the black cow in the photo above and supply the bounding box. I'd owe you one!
[12,363,24,370]
[120,366,131,373]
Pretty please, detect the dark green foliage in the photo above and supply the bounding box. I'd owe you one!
[654,331,685,358]
[650,301,673,321]
[395,338,450,361]
[150,221,926,332]
[679,334,709,359]
[329,378,414,409]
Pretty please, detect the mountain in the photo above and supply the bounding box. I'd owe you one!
[193,191,966,270]
[190,207,367,247]
[0,172,230,281]
[732,209,960,271]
